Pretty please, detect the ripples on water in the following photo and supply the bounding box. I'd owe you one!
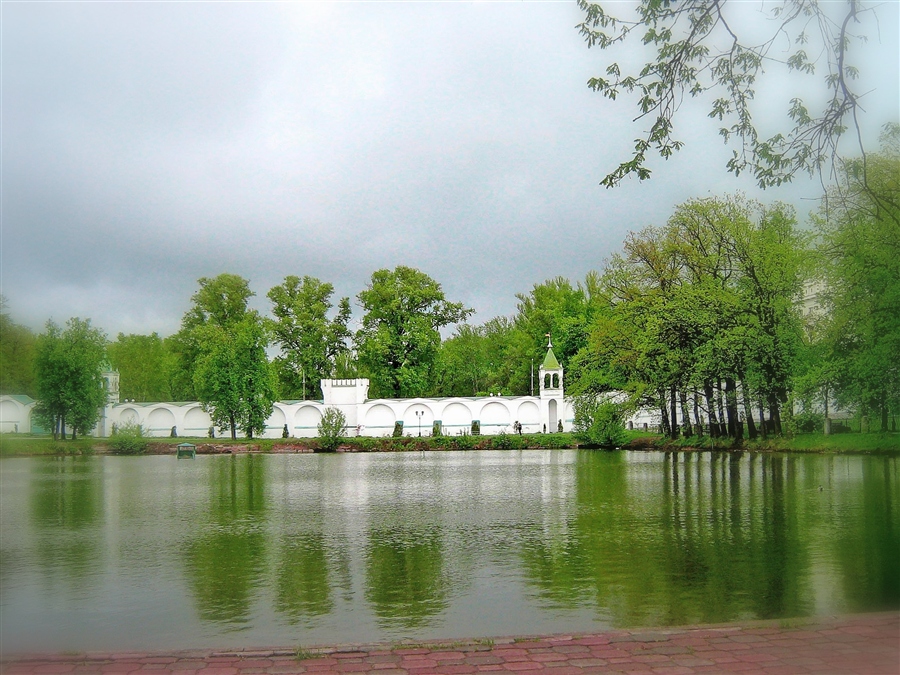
[1,450,897,652]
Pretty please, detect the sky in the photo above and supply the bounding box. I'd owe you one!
[2,0,898,339]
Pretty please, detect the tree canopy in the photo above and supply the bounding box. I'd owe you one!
[33,318,109,439]
[577,0,891,189]
[355,266,473,398]
[267,275,351,400]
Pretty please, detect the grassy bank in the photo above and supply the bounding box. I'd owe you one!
[2,429,896,457]
[653,431,900,454]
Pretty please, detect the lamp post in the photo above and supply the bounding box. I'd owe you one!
[415,410,424,436]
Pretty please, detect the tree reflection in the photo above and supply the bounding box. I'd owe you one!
[365,527,448,628]
[514,450,893,627]
[275,533,337,623]
[28,457,103,586]
[182,455,267,625]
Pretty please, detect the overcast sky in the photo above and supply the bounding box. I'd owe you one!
[2,1,897,339]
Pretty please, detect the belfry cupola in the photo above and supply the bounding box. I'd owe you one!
[538,335,563,397]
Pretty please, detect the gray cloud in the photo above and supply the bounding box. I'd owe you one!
[3,1,897,338]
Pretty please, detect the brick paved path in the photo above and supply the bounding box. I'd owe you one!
[3,612,897,675]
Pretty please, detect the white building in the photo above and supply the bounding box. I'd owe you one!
[1,345,574,439]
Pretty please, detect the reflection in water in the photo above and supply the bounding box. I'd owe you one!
[365,528,448,628]
[27,458,103,588]
[1,450,897,652]
[182,455,268,625]
[519,451,898,628]
[275,534,334,622]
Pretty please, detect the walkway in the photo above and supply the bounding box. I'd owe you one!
[3,612,897,675]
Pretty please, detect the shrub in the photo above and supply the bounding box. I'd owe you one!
[317,407,347,452]
[573,397,628,448]
[109,420,149,455]
[392,421,404,437]
[790,411,824,434]
[471,421,480,435]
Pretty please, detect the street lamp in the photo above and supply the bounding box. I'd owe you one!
[415,410,424,436]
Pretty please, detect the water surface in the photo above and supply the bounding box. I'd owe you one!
[1,450,897,653]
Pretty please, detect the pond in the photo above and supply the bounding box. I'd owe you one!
[1,450,897,653]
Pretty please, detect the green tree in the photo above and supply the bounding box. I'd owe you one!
[193,313,276,439]
[576,0,889,189]
[107,332,176,402]
[169,274,255,401]
[572,397,628,448]
[33,318,108,440]
[316,407,347,451]
[0,297,37,396]
[815,127,900,430]
[267,276,351,400]
[355,266,473,398]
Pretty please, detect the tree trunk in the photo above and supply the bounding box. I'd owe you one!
[758,399,768,439]
[704,380,720,438]
[680,390,693,437]
[230,413,237,440]
[716,379,727,438]
[669,385,679,439]
[725,377,742,440]
[693,393,703,437]
[881,392,889,432]
[741,381,757,440]
[660,392,671,437]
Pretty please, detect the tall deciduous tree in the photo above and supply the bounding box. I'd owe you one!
[193,313,277,439]
[33,318,108,440]
[355,266,473,398]
[174,274,277,438]
[576,0,891,191]
[815,127,900,430]
[169,274,256,400]
[267,276,351,399]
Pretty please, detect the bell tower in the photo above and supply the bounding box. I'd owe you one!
[538,335,564,431]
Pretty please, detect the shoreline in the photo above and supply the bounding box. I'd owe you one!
[4,612,898,674]
[1,431,898,458]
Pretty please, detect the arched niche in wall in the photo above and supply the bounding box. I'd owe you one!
[294,406,323,435]
[184,407,211,435]
[441,402,472,435]
[147,408,177,435]
[364,404,396,434]
[480,401,511,432]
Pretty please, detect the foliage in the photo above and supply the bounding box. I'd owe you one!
[0,297,37,396]
[355,266,473,398]
[572,194,807,441]
[392,421,403,438]
[33,318,108,440]
[169,274,255,401]
[109,420,149,455]
[107,332,176,402]
[577,0,886,189]
[812,127,900,431]
[193,312,277,440]
[316,407,347,451]
[267,276,352,400]
[573,397,628,448]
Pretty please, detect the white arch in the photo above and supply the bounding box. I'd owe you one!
[441,401,473,435]
[364,404,396,435]
[294,405,323,436]
[402,402,434,436]
[266,406,288,437]
[480,401,511,433]
[147,408,177,436]
[183,406,211,436]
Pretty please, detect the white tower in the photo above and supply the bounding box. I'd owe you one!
[538,336,565,432]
